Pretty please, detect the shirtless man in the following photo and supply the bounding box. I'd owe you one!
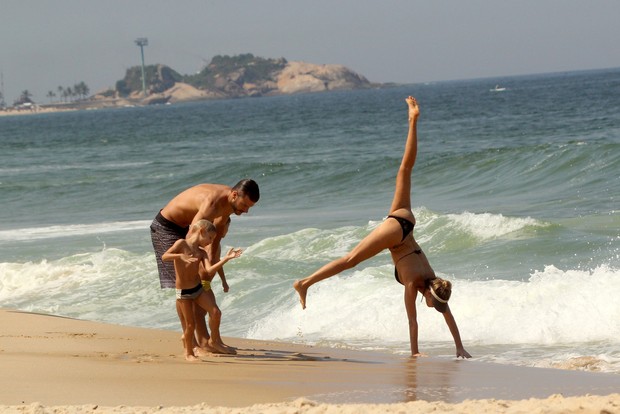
[151,179,259,288]
[150,179,259,351]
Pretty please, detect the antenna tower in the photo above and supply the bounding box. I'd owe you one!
[135,38,148,96]
[0,72,5,108]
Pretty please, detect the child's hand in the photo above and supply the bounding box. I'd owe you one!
[181,254,199,264]
[225,247,243,260]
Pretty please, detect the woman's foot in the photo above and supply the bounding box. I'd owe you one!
[406,96,419,121]
[293,280,308,309]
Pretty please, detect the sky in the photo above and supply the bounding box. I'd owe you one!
[1,0,619,104]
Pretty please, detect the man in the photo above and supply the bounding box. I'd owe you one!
[151,179,259,289]
[150,179,259,353]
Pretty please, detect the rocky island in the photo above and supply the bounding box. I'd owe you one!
[1,54,377,115]
[96,54,375,107]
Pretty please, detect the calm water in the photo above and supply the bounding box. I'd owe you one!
[1,68,619,373]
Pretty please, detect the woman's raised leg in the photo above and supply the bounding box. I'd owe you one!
[294,219,401,308]
[389,96,420,214]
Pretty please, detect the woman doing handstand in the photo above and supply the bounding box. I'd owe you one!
[294,96,471,358]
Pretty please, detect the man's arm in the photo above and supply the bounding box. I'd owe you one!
[216,267,229,292]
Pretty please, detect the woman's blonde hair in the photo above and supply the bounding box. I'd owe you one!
[429,278,452,302]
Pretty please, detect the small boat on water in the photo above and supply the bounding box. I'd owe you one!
[490,84,506,92]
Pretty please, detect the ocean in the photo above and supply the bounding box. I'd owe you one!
[1,68,619,374]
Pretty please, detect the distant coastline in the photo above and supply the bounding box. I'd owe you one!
[1,54,382,117]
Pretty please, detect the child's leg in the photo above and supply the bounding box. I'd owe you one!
[193,304,215,354]
[177,299,199,362]
[195,291,234,354]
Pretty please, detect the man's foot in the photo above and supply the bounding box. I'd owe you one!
[406,96,419,121]
[194,343,217,356]
[221,342,238,355]
[293,280,307,309]
[208,338,236,355]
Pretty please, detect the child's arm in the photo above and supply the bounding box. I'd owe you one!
[162,240,198,264]
[200,247,242,275]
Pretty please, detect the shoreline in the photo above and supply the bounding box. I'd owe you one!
[1,308,619,412]
[0,100,140,117]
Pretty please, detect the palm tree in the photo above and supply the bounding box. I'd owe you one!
[73,81,90,100]
[80,82,90,99]
[57,86,64,102]
[46,90,56,103]
[21,90,33,102]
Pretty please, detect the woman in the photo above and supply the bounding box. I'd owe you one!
[294,96,471,358]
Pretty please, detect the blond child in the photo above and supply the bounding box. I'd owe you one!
[162,219,242,361]
[193,217,237,355]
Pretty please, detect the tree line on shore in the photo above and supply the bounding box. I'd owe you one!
[1,81,90,108]
[1,54,283,108]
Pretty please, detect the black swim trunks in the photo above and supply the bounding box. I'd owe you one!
[176,283,203,300]
[150,211,190,289]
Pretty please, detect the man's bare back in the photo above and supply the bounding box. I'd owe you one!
[160,184,232,228]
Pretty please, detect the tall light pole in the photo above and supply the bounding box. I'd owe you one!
[135,38,148,96]
[0,72,5,108]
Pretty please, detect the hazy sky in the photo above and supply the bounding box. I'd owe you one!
[1,0,619,103]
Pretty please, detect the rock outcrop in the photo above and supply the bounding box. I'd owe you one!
[276,61,370,94]
[95,54,375,106]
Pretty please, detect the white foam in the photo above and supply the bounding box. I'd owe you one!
[445,211,542,240]
[248,263,620,348]
[414,208,545,244]
[0,220,151,242]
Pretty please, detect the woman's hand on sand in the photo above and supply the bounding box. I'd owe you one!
[456,347,472,359]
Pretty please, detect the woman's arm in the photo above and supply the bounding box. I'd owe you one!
[404,282,422,356]
[442,307,472,358]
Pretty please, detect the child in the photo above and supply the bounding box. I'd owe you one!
[194,217,237,355]
[162,219,242,361]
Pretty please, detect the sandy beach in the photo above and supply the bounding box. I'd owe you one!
[0,308,618,413]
